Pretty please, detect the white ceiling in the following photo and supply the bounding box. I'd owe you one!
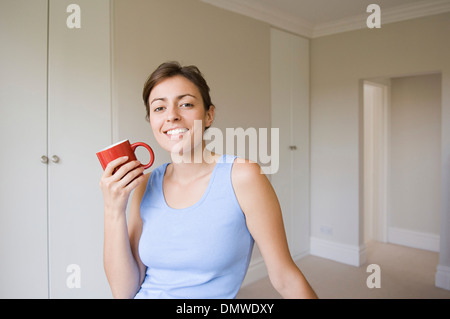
[201,0,450,38]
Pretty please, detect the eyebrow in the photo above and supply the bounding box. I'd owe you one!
[150,94,198,106]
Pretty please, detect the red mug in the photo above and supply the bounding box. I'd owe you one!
[96,139,155,171]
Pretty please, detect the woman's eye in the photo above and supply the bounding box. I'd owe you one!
[153,106,164,112]
[181,103,193,108]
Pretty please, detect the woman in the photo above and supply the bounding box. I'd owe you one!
[100,61,317,299]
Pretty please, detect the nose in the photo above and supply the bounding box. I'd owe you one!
[166,105,180,122]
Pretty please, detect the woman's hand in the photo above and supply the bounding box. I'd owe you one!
[101,157,148,298]
[99,156,146,217]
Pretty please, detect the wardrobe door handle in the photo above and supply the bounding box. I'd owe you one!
[51,155,60,163]
[41,155,49,164]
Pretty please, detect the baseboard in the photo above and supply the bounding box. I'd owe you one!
[309,237,366,267]
[388,227,440,252]
[435,265,450,291]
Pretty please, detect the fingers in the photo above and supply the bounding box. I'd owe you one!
[117,163,145,189]
[103,157,142,180]
[104,158,142,183]
[122,169,145,192]
[103,156,130,177]
[99,158,146,213]
[100,157,144,191]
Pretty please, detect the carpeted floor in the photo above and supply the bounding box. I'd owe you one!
[236,241,450,299]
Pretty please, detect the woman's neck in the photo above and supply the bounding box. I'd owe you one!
[168,147,220,184]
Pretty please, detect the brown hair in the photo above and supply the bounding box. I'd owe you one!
[142,61,213,122]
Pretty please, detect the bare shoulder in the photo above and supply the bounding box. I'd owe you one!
[231,158,266,185]
[231,159,277,216]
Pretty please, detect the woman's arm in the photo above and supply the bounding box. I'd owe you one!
[100,156,148,299]
[232,160,318,299]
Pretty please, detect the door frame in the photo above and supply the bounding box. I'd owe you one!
[363,80,389,244]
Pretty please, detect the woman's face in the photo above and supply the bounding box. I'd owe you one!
[148,75,214,156]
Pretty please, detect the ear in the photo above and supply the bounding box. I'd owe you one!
[205,105,215,128]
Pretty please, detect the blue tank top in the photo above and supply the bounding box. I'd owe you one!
[135,154,254,299]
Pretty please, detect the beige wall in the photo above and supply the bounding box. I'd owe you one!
[112,0,271,167]
[390,74,441,235]
[310,12,450,266]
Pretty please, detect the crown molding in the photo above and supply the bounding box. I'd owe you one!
[201,0,314,37]
[201,0,450,38]
[313,0,450,38]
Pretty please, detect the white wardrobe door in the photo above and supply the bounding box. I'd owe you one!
[270,28,310,258]
[0,0,49,298]
[47,0,112,298]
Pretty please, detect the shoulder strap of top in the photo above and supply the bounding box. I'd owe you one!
[209,155,241,209]
[218,154,238,164]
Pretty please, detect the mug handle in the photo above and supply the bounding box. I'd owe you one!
[131,142,155,169]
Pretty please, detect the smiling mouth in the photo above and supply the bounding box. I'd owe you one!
[165,128,189,138]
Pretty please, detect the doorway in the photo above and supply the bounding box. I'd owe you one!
[363,73,442,251]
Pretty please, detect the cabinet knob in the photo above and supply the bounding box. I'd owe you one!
[51,155,60,163]
[289,145,297,150]
[41,155,49,164]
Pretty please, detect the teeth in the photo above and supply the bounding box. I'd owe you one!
[166,128,188,135]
